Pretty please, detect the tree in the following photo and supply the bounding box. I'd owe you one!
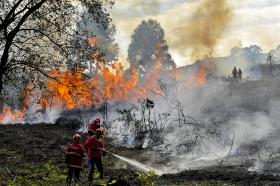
[230,45,263,64]
[244,45,263,64]
[244,45,262,55]
[269,45,280,63]
[0,0,114,98]
[267,52,274,76]
[68,10,119,72]
[128,19,176,77]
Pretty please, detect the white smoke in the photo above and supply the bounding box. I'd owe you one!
[105,74,280,173]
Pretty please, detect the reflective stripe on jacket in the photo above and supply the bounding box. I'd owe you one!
[65,143,85,168]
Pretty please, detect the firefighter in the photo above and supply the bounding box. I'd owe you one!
[232,66,237,79]
[87,118,101,135]
[85,128,105,183]
[238,68,243,80]
[64,133,85,184]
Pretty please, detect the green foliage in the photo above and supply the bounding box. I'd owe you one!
[7,161,66,186]
[136,171,157,186]
[128,19,176,77]
[108,179,118,185]
[0,0,114,99]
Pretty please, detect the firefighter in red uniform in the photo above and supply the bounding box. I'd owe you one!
[64,133,85,184]
[87,118,101,135]
[85,128,105,183]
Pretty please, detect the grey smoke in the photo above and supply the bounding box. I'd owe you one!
[106,73,280,173]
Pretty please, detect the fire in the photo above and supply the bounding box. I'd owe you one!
[134,45,165,97]
[39,63,143,110]
[0,106,25,124]
[0,43,210,124]
[0,62,209,124]
[40,70,96,110]
[37,45,166,111]
[194,66,208,87]
[102,64,141,101]
[185,66,208,89]
[88,38,98,47]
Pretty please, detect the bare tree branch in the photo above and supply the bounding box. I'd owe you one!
[19,28,64,49]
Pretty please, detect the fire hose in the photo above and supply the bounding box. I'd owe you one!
[92,148,163,175]
[92,147,113,156]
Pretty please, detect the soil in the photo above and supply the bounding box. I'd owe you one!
[160,166,280,186]
[1,121,280,186]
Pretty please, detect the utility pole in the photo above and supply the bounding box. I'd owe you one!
[145,98,154,128]
[103,97,108,128]
[267,53,274,77]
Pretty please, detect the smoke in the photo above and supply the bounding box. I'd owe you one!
[170,0,233,61]
[106,76,280,173]
[154,80,278,173]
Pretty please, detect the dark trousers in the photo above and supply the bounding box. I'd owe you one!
[88,158,103,181]
[66,167,81,184]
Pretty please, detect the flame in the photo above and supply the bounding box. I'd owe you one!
[40,70,97,110]
[98,63,140,102]
[37,45,166,111]
[88,38,98,47]
[185,66,208,89]
[194,66,208,87]
[38,63,143,110]
[0,106,25,124]
[0,42,210,124]
[0,62,208,123]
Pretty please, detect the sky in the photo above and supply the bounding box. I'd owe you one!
[109,0,280,67]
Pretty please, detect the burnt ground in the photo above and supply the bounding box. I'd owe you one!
[2,78,280,185]
[0,122,143,186]
[160,166,280,186]
[0,122,280,185]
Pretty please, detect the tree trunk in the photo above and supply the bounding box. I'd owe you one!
[0,72,3,111]
[0,73,3,95]
[0,39,12,94]
[0,0,47,94]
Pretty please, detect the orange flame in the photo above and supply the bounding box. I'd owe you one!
[0,106,25,124]
[37,44,167,111]
[88,38,98,47]
[0,43,210,123]
[194,66,208,87]
[38,63,143,110]
[185,66,208,88]
[40,70,97,110]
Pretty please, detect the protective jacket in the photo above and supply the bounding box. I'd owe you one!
[65,143,85,169]
[85,136,104,158]
[88,122,100,133]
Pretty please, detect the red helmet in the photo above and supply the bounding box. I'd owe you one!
[73,133,81,142]
[94,118,100,124]
[88,120,100,133]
